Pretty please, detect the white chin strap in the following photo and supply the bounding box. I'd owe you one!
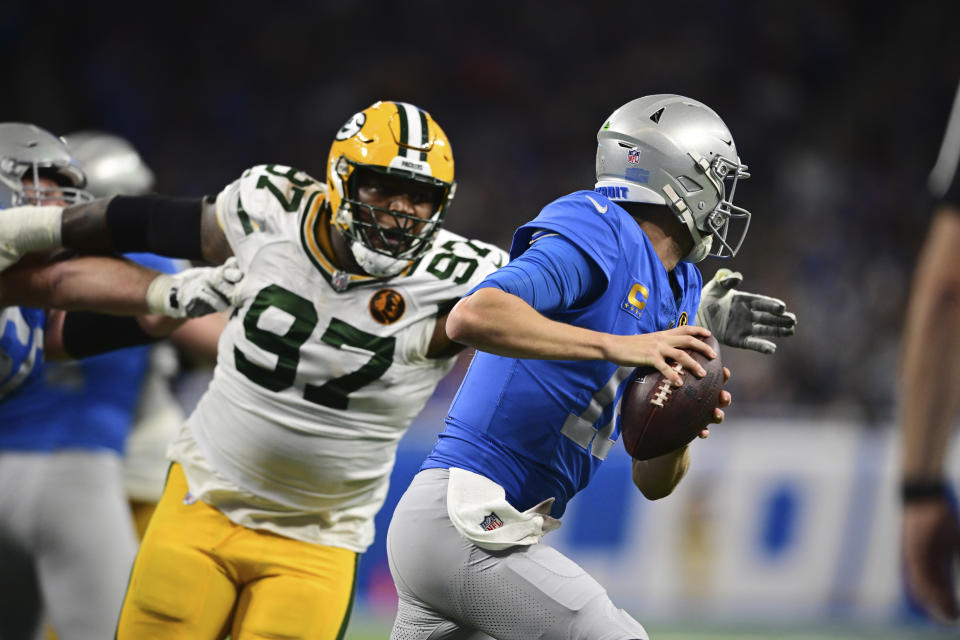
[676,209,713,263]
[683,233,712,263]
[349,242,410,278]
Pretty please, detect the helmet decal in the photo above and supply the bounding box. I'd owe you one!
[391,101,430,161]
[335,111,366,141]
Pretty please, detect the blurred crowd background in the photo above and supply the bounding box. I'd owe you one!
[5,0,960,420]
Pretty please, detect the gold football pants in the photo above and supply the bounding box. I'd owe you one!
[116,464,358,639]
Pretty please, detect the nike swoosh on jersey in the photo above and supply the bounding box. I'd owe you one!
[585,195,608,214]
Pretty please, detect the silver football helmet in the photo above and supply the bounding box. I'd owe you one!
[64,130,155,197]
[595,94,750,262]
[0,123,93,208]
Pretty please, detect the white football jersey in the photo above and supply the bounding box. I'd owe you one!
[168,165,507,552]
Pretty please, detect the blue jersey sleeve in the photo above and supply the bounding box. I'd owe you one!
[509,191,623,281]
[124,252,180,274]
[468,233,605,313]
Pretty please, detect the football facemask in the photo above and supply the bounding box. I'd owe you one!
[334,160,448,261]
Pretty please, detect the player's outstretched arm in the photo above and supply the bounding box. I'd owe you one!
[695,268,797,354]
[13,256,242,361]
[447,286,716,385]
[0,255,159,314]
[0,196,232,271]
[41,308,179,361]
[899,206,960,624]
[0,255,243,318]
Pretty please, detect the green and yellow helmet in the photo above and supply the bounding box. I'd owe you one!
[326,101,455,276]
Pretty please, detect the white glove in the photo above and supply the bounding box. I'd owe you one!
[695,268,797,354]
[0,206,63,272]
[146,257,244,318]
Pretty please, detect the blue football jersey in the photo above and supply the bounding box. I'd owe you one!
[0,253,179,452]
[0,306,46,401]
[423,190,702,517]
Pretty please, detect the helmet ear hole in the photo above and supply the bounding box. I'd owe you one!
[336,157,350,178]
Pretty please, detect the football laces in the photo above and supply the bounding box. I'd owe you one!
[650,363,683,407]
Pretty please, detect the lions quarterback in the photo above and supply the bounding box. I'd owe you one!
[0,102,507,639]
[386,95,796,639]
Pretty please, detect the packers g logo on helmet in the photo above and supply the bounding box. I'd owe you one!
[335,112,366,141]
[327,101,456,278]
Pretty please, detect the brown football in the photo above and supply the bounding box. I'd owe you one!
[620,334,724,461]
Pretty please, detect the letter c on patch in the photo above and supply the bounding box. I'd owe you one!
[628,283,649,310]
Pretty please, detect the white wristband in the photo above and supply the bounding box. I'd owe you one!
[145,274,175,315]
[0,205,64,251]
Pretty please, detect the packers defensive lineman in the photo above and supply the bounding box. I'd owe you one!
[0,101,507,639]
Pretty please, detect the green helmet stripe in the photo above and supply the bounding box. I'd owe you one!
[418,110,429,161]
[393,101,410,158]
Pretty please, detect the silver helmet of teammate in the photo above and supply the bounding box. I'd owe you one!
[595,94,751,262]
[0,123,93,209]
[64,130,155,198]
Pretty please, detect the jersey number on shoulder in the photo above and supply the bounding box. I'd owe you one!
[256,165,314,212]
[234,284,395,409]
[425,238,497,284]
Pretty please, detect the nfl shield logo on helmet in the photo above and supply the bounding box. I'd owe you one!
[627,149,640,165]
[480,512,504,531]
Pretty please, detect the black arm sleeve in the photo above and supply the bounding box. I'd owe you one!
[61,311,161,359]
[105,195,206,260]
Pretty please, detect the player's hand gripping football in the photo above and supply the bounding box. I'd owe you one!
[902,495,960,624]
[611,325,717,386]
[146,257,244,318]
[700,366,732,440]
[695,269,797,354]
[614,325,731,443]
